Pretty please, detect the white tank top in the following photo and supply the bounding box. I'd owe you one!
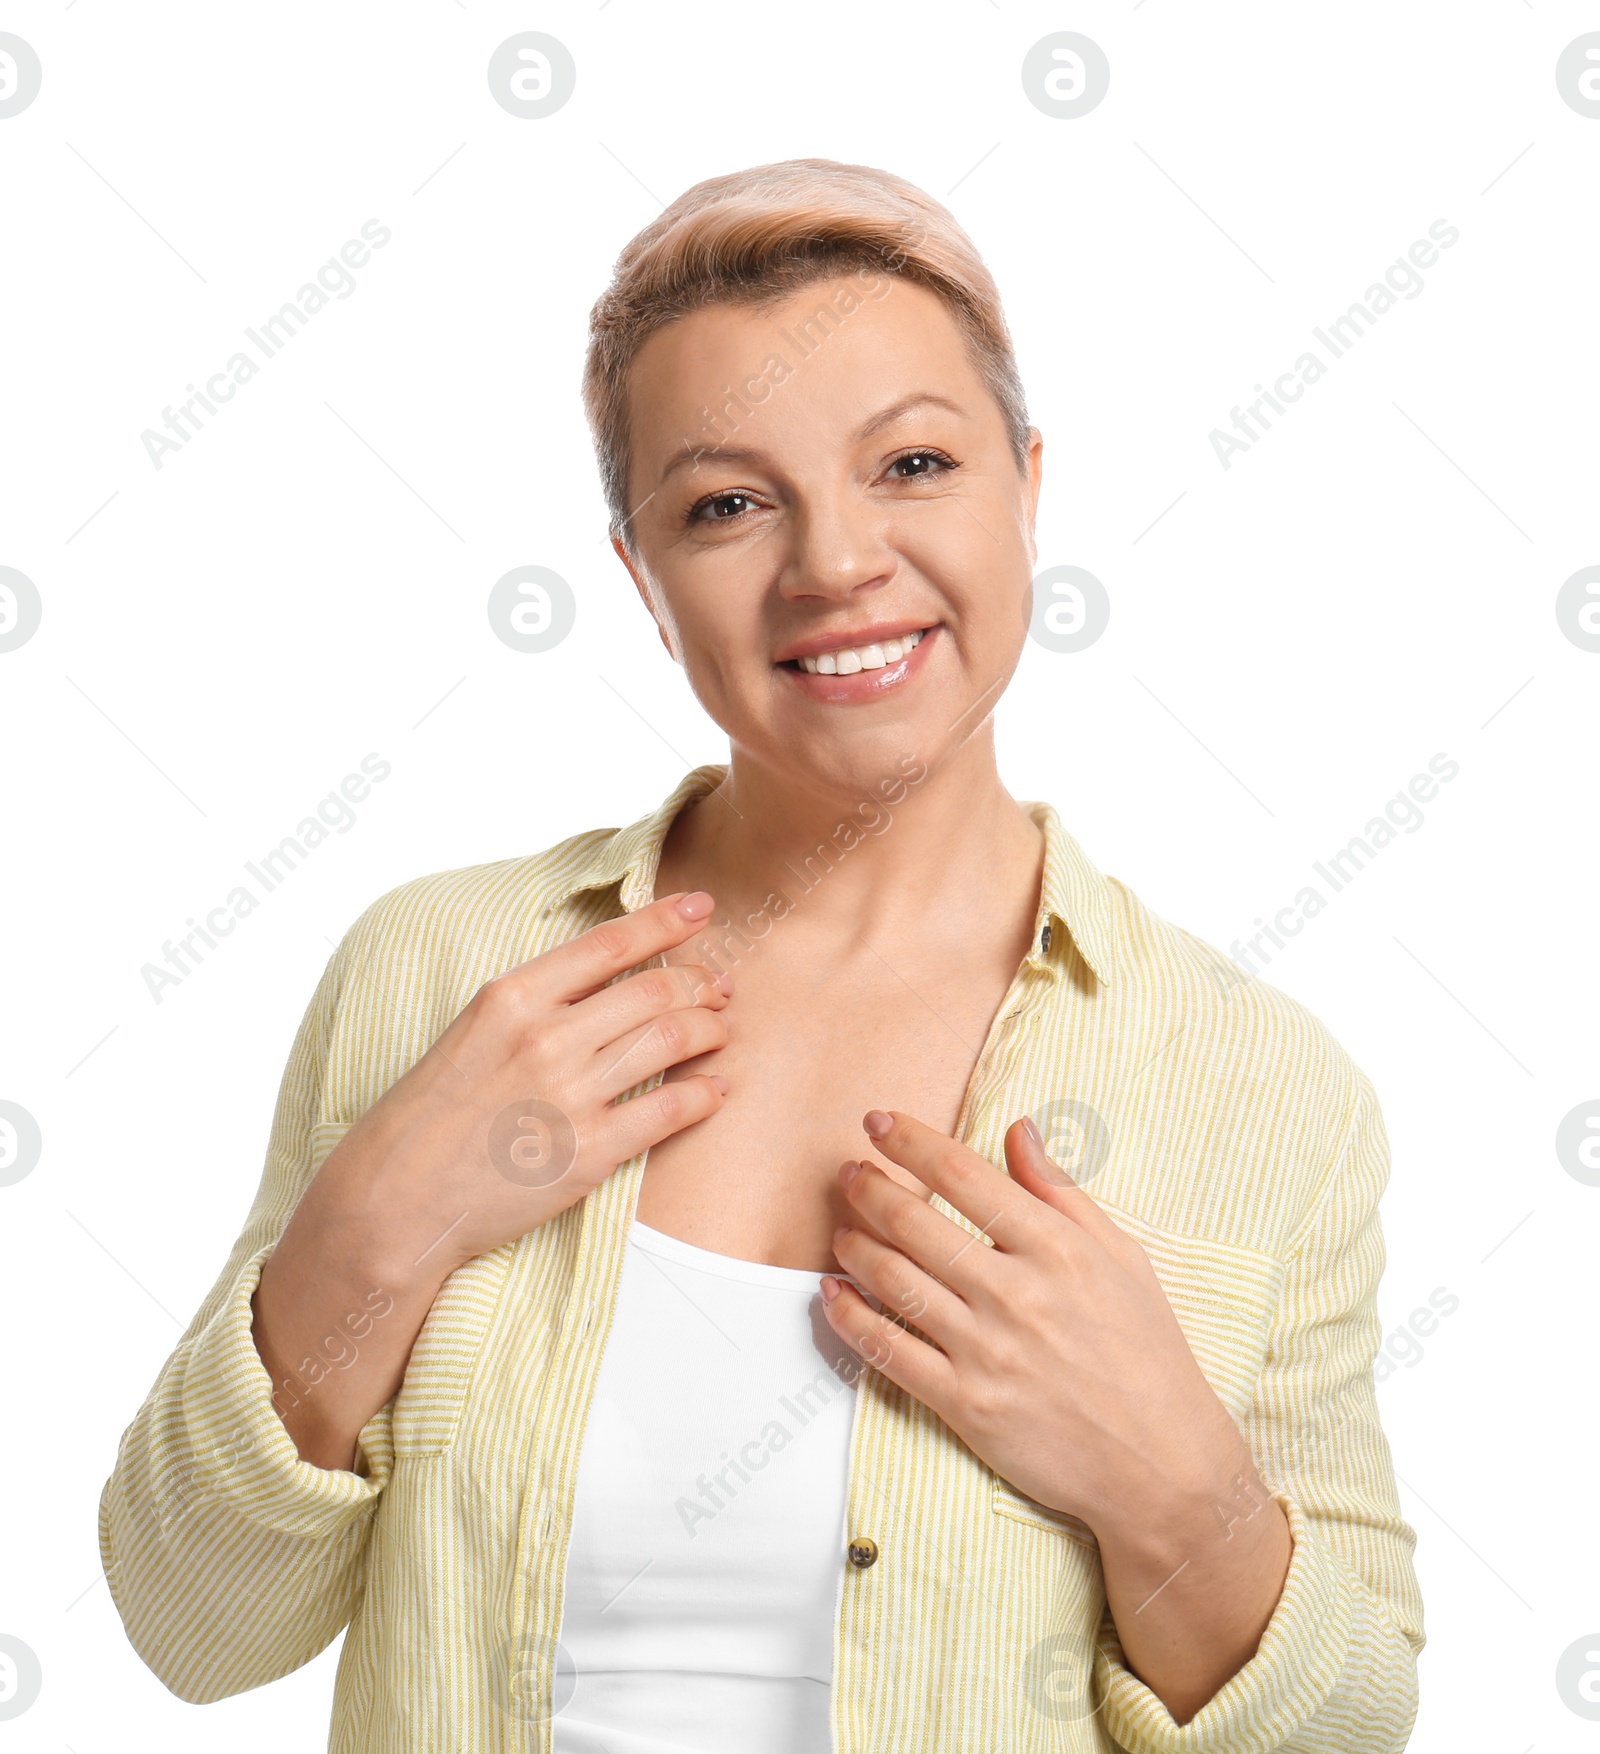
[552,1218,864,1753]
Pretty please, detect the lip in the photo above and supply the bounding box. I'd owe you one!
[772,618,939,666]
[777,622,940,705]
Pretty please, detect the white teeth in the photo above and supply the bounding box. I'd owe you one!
[796,626,927,675]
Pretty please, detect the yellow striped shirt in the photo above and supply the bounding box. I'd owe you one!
[100,762,1425,1751]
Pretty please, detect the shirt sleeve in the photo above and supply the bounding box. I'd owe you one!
[98,934,396,1704]
[1090,1067,1426,1753]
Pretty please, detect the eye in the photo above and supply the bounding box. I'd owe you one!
[686,489,762,527]
[886,448,959,481]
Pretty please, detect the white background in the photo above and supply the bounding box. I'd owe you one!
[2,3,1596,1749]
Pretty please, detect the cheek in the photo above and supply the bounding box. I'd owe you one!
[657,580,772,718]
[907,520,1031,659]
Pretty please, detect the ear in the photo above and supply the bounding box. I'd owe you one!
[1022,426,1044,560]
[610,533,678,661]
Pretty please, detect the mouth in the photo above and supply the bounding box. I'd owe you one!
[787,626,927,676]
[775,621,940,703]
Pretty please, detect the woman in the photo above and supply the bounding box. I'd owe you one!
[100,159,1425,1752]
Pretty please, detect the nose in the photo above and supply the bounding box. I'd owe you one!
[778,487,897,606]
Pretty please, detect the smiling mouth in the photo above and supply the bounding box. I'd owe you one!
[780,627,930,676]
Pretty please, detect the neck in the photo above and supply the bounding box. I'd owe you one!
[656,732,1044,953]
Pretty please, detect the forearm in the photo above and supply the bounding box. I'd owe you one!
[251,1184,452,1471]
[1094,1429,1293,1726]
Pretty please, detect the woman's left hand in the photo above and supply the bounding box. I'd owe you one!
[821,1109,1247,1537]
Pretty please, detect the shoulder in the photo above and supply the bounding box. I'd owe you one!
[342,826,618,959]
[1091,873,1377,1245]
[323,825,622,1065]
[1116,873,1357,1070]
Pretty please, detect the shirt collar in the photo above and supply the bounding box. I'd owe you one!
[553,764,1119,989]
[1021,798,1120,988]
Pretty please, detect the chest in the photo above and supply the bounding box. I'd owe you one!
[634,942,1027,1268]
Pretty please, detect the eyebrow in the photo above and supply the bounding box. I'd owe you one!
[656,391,972,487]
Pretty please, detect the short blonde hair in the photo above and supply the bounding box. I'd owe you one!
[582,157,1032,544]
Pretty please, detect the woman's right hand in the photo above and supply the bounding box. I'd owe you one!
[251,891,730,1469]
[317,888,731,1271]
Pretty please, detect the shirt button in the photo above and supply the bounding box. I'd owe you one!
[847,1536,879,1570]
[1040,923,1052,953]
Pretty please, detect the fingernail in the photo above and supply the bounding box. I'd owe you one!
[715,971,734,996]
[1021,1115,1043,1148]
[676,891,714,920]
[840,1160,861,1186]
[863,1110,893,1139]
[710,1074,729,1094]
[820,1275,841,1305]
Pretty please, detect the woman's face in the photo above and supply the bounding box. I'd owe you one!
[614,271,1043,800]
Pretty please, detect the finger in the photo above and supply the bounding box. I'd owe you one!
[859,1110,1039,1257]
[566,961,731,1054]
[838,1157,1000,1299]
[832,1211,970,1344]
[591,1002,730,1100]
[598,1071,728,1168]
[530,893,720,1005]
[819,1276,955,1414]
[1004,1118,1122,1244]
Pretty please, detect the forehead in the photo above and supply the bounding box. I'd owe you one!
[625,274,986,464]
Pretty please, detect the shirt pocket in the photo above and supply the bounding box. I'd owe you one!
[1095,1201,1288,1423]
[991,1474,1101,1552]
